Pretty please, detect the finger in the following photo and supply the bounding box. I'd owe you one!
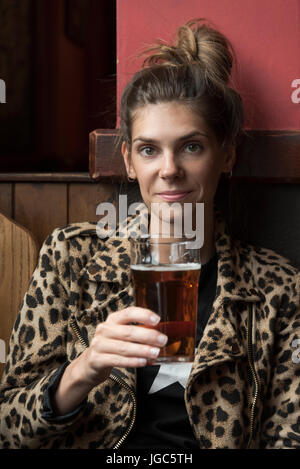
[92,353,148,369]
[95,323,168,348]
[106,307,161,327]
[91,336,164,361]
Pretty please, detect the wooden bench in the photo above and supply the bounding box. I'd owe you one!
[0,214,38,378]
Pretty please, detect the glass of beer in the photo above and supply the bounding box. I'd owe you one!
[130,237,201,364]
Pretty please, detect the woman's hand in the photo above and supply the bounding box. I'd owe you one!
[77,306,167,386]
[52,307,167,415]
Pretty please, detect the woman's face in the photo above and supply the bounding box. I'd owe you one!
[122,101,235,219]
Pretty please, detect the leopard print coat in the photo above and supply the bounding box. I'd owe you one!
[0,206,300,449]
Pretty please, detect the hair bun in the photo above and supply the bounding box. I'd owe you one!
[142,18,235,88]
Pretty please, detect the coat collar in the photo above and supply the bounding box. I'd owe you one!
[79,203,262,305]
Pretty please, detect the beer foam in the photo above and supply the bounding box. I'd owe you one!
[131,263,201,271]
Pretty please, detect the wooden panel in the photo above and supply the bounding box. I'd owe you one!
[0,183,13,218]
[34,0,87,172]
[68,182,117,223]
[0,0,34,155]
[215,180,300,269]
[0,172,91,182]
[86,0,116,131]
[89,129,300,183]
[0,213,38,378]
[14,183,68,248]
[235,131,300,182]
[89,129,125,180]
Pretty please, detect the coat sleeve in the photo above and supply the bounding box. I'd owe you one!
[260,272,300,449]
[0,228,87,449]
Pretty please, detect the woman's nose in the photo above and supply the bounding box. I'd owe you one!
[158,152,184,179]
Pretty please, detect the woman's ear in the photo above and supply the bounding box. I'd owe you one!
[222,144,236,173]
[121,141,137,180]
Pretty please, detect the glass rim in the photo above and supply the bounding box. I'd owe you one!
[129,235,198,246]
[130,262,201,270]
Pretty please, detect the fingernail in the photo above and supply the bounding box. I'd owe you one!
[150,347,160,357]
[157,334,168,346]
[150,314,160,324]
[138,358,147,365]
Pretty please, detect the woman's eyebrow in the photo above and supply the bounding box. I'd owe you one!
[133,131,209,144]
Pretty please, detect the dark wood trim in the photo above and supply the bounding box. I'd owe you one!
[233,130,300,183]
[86,0,117,131]
[0,173,92,182]
[34,0,60,160]
[89,129,300,183]
[89,129,125,180]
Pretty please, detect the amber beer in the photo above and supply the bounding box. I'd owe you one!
[131,263,201,363]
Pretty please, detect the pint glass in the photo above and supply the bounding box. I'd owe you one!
[130,238,201,364]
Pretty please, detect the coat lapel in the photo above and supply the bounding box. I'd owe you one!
[79,202,149,286]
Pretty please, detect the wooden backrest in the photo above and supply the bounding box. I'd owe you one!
[0,213,38,377]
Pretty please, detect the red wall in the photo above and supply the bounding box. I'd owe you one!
[117,0,300,130]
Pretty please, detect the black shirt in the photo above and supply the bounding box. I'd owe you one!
[123,251,218,449]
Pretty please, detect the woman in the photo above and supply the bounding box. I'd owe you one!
[0,19,299,450]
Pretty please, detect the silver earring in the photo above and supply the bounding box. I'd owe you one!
[228,170,233,179]
[127,176,136,183]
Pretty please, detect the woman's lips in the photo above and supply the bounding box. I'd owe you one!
[157,191,192,201]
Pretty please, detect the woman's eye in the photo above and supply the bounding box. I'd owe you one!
[140,146,156,157]
[184,143,203,153]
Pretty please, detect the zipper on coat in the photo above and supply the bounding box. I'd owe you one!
[69,317,137,448]
[110,371,137,449]
[246,304,260,449]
